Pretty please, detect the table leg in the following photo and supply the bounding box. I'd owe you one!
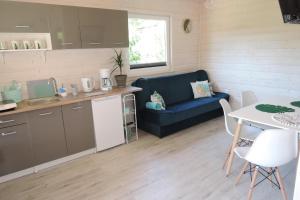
[226,118,243,176]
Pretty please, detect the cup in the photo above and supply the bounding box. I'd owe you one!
[11,40,19,50]
[70,84,79,96]
[23,40,31,50]
[0,41,6,50]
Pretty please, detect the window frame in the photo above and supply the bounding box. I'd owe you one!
[127,13,171,76]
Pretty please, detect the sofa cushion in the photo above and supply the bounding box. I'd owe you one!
[142,92,229,126]
[132,70,209,111]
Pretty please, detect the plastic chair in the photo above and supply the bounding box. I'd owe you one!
[241,90,271,130]
[235,129,298,200]
[241,91,258,107]
[219,99,261,169]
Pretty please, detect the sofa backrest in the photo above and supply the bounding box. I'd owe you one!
[132,70,209,111]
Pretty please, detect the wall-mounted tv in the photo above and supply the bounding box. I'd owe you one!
[279,0,300,23]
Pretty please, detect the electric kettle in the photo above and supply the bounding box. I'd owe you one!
[81,78,95,93]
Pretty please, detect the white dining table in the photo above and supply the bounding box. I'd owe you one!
[225,99,300,200]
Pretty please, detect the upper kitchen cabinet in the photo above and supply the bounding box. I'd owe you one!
[48,5,81,49]
[78,7,129,49]
[0,1,49,33]
[105,10,129,48]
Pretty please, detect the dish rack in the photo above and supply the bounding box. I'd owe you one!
[122,94,138,143]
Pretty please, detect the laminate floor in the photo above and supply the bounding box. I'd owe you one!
[0,118,297,200]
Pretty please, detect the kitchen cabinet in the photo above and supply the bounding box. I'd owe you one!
[62,101,95,154]
[92,95,125,152]
[104,10,129,48]
[78,8,129,48]
[28,107,68,165]
[0,124,33,176]
[48,5,81,49]
[0,113,27,129]
[0,1,49,33]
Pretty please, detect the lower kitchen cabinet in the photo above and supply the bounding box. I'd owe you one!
[62,101,95,154]
[0,124,33,176]
[28,107,68,165]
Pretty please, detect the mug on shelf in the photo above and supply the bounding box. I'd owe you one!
[0,41,7,50]
[23,40,33,50]
[34,40,46,49]
[11,40,20,50]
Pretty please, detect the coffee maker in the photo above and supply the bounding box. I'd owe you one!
[99,69,112,91]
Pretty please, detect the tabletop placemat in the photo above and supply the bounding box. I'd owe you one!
[291,101,300,108]
[255,104,295,113]
[272,113,300,128]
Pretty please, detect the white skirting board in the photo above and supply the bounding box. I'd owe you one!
[0,148,96,184]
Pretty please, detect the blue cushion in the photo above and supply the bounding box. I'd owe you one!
[142,92,229,126]
[132,70,209,111]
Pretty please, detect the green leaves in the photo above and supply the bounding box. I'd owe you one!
[111,49,124,75]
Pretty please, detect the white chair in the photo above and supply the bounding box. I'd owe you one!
[235,129,298,200]
[219,99,261,169]
[241,91,258,107]
[241,90,271,131]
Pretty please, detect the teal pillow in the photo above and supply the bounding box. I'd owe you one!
[150,91,166,110]
[146,102,163,110]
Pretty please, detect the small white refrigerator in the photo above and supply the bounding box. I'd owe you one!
[91,95,125,152]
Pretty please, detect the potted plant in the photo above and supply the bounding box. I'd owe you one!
[111,49,127,87]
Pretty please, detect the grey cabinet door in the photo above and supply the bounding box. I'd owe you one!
[49,5,81,49]
[0,124,33,176]
[62,101,95,154]
[78,7,106,48]
[103,10,129,48]
[0,1,49,33]
[78,8,129,48]
[28,107,68,165]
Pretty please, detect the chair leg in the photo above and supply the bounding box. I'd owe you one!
[223,143,232,169]
[275,168,288,200]
[236,161,249,185]
[269,168,273,187]
[247,166,259,200]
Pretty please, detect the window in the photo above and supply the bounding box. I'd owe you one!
[128,14,170,70]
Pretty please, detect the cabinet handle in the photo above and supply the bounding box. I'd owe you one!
[39,112,53,116]
[114,42,124,45]
[71,106,83,110]
[88,42,101,45]
[0,119,15,124]
[61,42,73,46]
[15,25,31,28]
[1,131,17,136]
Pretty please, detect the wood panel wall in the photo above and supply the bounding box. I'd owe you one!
[200,0,300,108]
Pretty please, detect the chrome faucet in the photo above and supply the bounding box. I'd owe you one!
[48,77,59,96]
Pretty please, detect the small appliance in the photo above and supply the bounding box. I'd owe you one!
[99,69,113,91]
[0,100,17,112]
[81,78,95,93]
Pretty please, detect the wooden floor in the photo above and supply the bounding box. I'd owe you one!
[0,118,297,200]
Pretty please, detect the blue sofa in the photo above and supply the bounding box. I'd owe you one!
[132,70,230,138]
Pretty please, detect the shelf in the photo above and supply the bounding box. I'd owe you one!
[0,49,50,53]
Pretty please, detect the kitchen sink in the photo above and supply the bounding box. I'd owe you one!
[27,97,61,106]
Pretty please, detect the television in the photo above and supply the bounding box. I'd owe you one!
[279,0,300,23]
